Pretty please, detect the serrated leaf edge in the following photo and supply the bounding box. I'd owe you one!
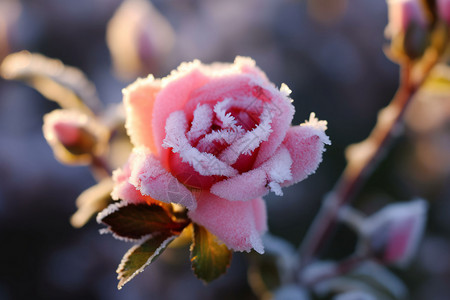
[97,201,150,242]
[117,234,177,290]
[98,227,146,243]
[96,201,128,224]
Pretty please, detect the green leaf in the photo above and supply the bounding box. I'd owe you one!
[0,51,101,113]
[190,224,232,283]
[117,232,176,289]
[97,202,189,240]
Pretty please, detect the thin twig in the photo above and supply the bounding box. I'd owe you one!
[298,47,440,272]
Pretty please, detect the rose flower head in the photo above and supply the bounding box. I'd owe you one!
[43,109,109,165]
[98,57,330,285]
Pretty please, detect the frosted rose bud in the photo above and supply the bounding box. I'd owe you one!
[386,0,427,37]
[361,199,428,266]
[43,109,109,164]
[112,57,330,253]
[106,0,175,80]
[437,0,450,24]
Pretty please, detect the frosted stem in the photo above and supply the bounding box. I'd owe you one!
[298,48,440,273]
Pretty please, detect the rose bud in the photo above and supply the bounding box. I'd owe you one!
[43,109,109,165]
[386,0,429,59]
[437,0,450,25]
[360,199,428,266]
[386,0,427,37]
[106,0,175,80]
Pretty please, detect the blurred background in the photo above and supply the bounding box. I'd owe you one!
[0,0,449,299]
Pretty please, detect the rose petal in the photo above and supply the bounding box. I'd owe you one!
[211,145,293,201]
[163,111,238,177]
[186,104,214,143]
[196,127,243,154]
[252,195,268,233]
[182,57,270,117]
[219,105,273,165]
[127,147,197,210]
[281,113,330,187]
[123,75,162,154]
[188,192,266,253]
[253,84,296,167]
[111,162,163,205]
[152,62,210,149]
[213,98,239,128]
[210,168,268,201]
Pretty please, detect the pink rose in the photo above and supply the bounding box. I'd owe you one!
[112,57,330,253]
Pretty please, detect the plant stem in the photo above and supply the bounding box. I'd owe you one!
[298,49,440,271]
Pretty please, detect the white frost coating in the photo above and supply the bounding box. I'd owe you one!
[129,147,166,181]
[196,127,244,152]
[117,234,177,289]
[186,104,214,142]
[250,232,264,254]
[301,112,331,145]
[280,83,292,97]
[96,201,148,242]
[266,146,293,196]
[163,110,238,177]
[268,182,283,196]
[96,201,128,224]
[213,98,238,128]
[268,146,292,182]
[219,106,273,164]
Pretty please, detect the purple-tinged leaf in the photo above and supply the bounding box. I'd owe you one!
[190,224,232,283]
[117,232,176,289]
[97,202,189,240]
